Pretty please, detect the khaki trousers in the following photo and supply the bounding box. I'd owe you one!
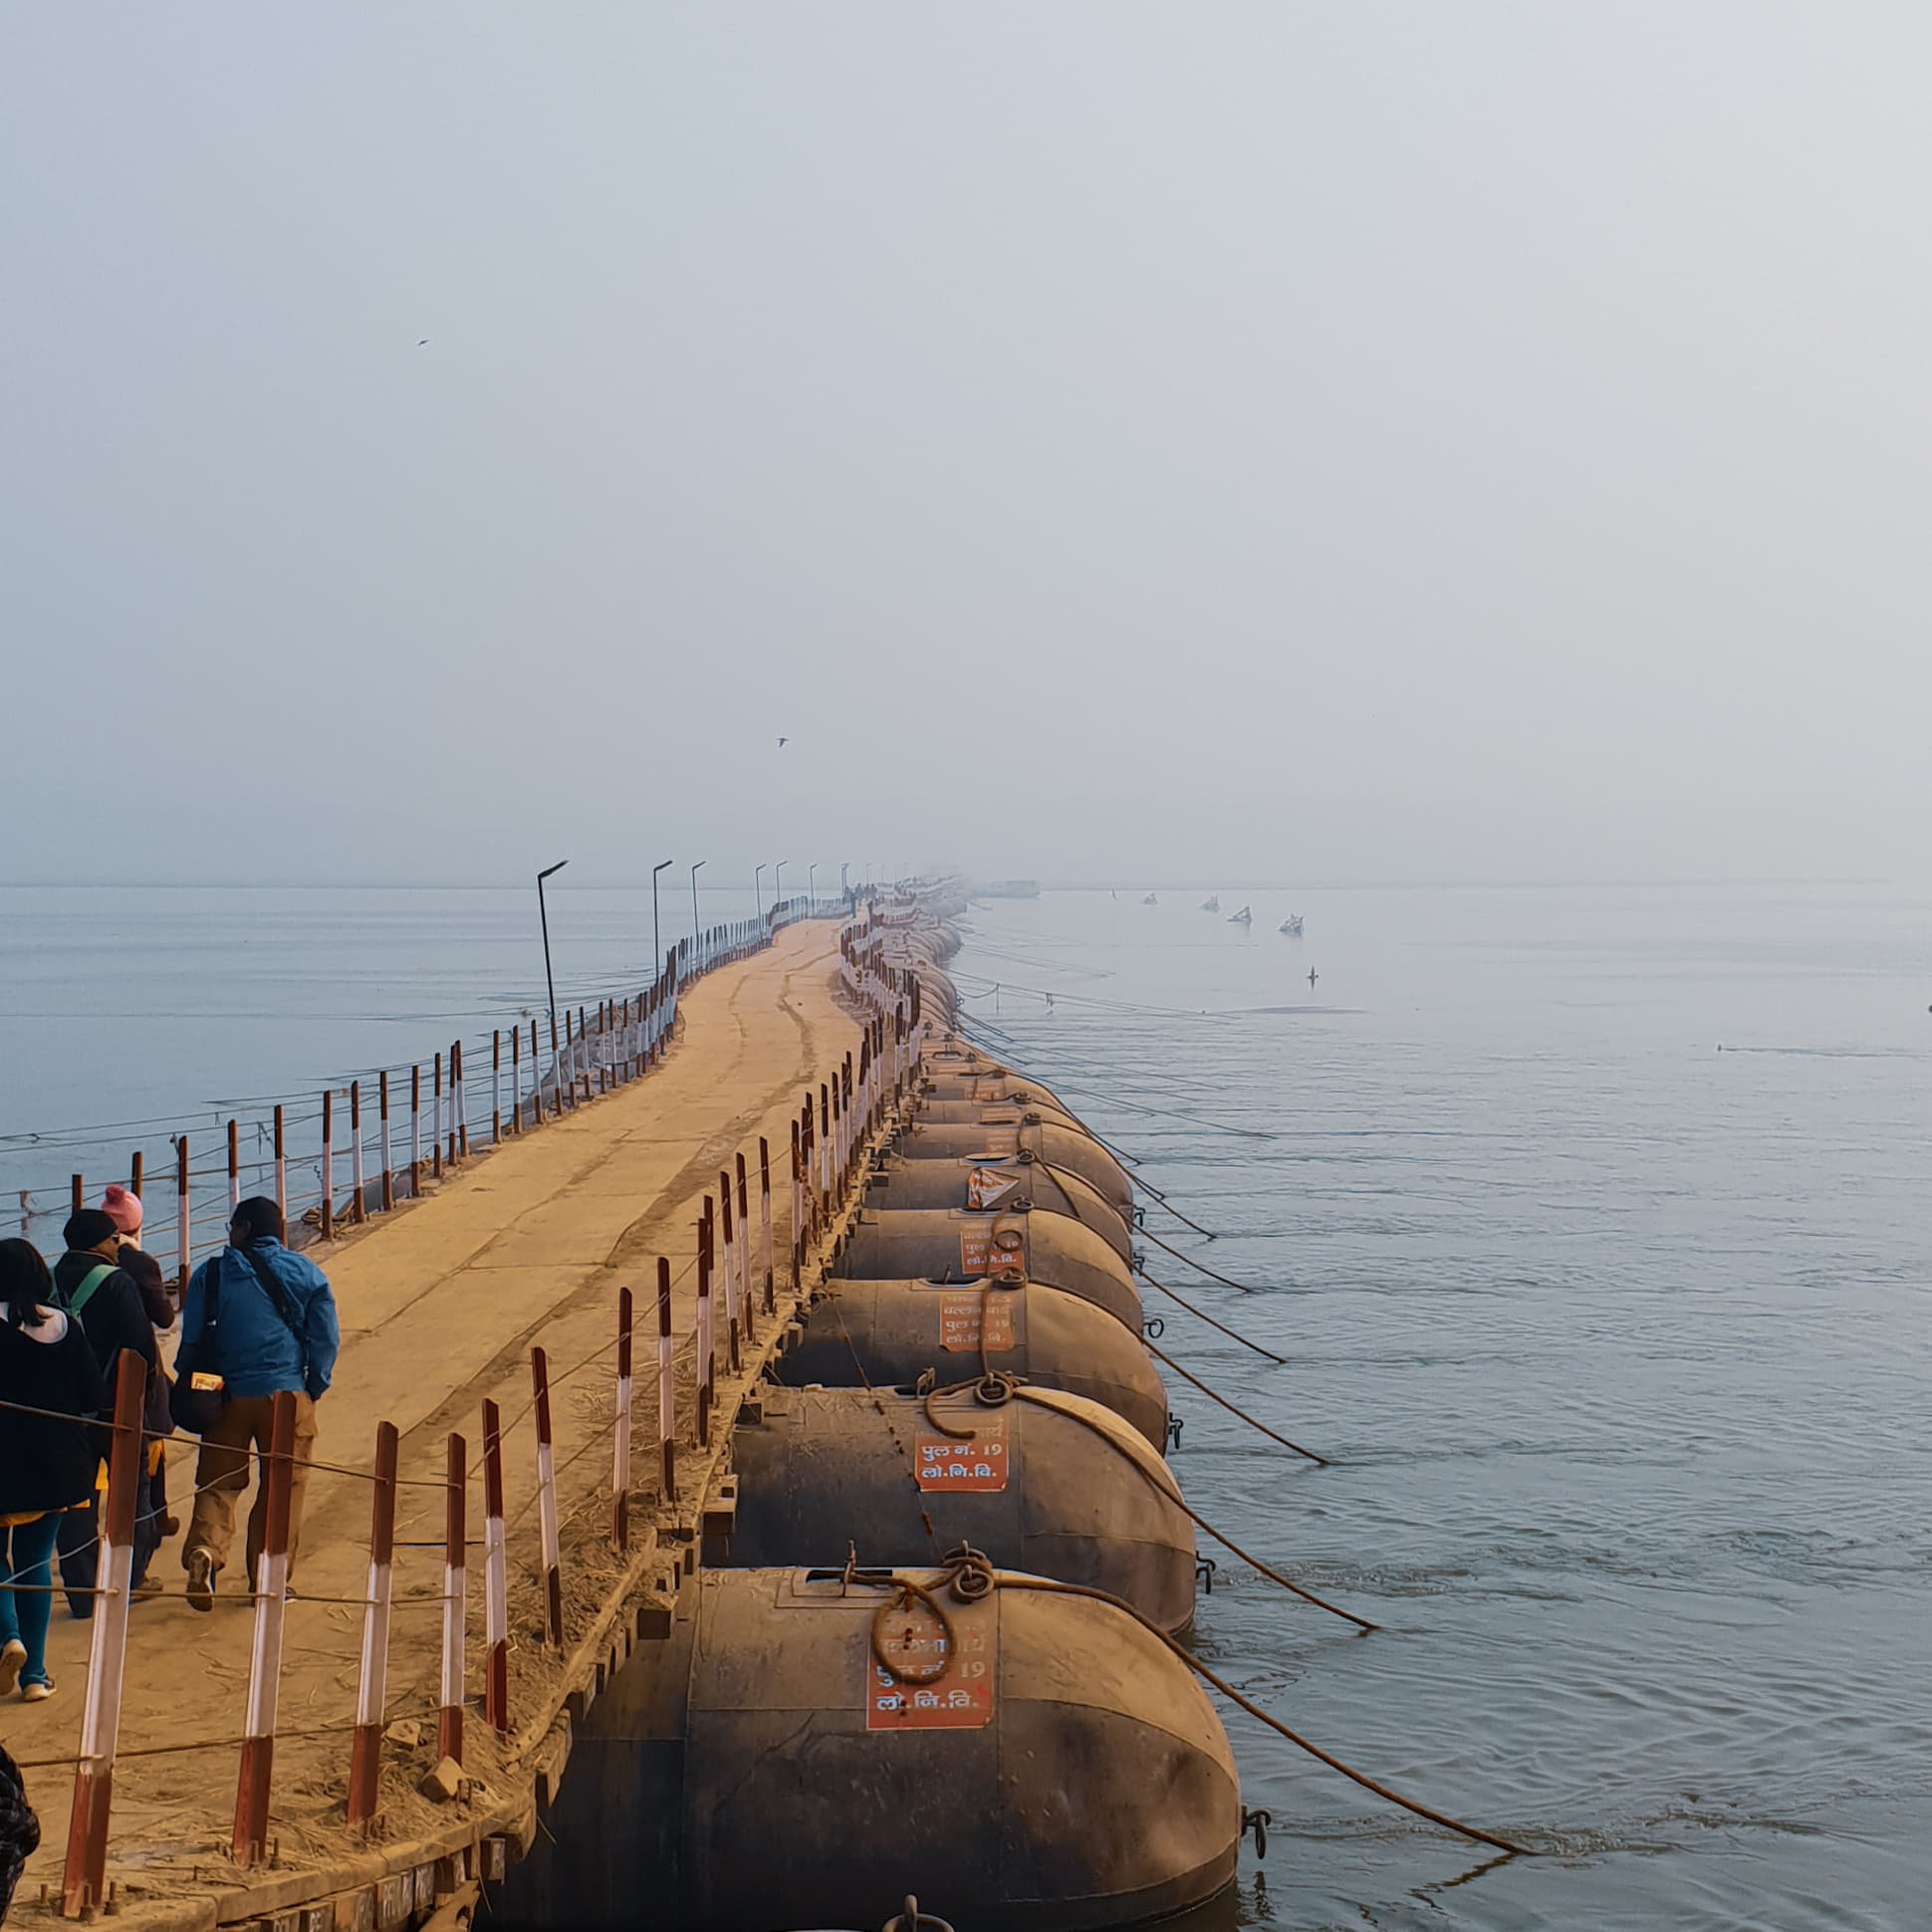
[183,1392,319,1582]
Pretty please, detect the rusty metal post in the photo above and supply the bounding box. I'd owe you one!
[656,1258,675,1503]
[231,1390,296,1867]
[759,1137,774,1316]
[696,1203,713,1449]
[532,1347,563,1646]
[273,1104,286,1222]
[128,1150,142,1201]
[735,1152,756,1345]
[790,1119,804,1295]
[351,1081,365,1224]
[452,1040,467,1160]
[492,1030,502,1145]
[378,1075,393,1212]
[227,1118,240,1216]
[71,1173,83,1218]
[321,1089,334,1242]
[439,1432,466,1765]
[611,1287,632,1555]
[432,1052,444,1181]
[510,1025,521,1133]
[174,1137,190,1301]
[482,1398,508,1733]
[61,1350,144,1919]
[347,1420,398,1832]
[718,1168,740,1373]
[410,1065,422,1197]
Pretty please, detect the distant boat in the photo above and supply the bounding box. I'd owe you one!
[1142,892,1158,905]
[1200,894,1220,912]
[1279,914,1304,937]
[1227,905,1252,925]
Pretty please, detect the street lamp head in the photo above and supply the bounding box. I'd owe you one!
[652,858,673,877]
[538,858,569,881]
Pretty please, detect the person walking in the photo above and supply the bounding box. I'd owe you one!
[0,1240,109,1704]
[98,1186,176,1592]
[51,1210,156,1618]
[176,1197,339,1610]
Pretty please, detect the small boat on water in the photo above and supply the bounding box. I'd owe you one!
[1142,892,1158,905]
[1227,905,1251,925]
[1200,894,1220,912]
[1279,914,1304,937]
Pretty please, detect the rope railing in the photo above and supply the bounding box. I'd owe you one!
[23,910,931,1922]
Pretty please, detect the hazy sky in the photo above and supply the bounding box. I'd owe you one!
[6,7,1930,889]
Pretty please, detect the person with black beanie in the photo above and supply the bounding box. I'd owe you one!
[50,1211,157,1619]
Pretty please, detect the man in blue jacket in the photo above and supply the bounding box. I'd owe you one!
[177,1197,340,1610]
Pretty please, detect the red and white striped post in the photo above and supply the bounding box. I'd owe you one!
[232,1390,296,1867]
[790,1120,804,1295]
[351,1081,365,1224]
[736,1153,756,1344]
[718,1168,740,1373]
[61,1349,144,1917]
[610,1287,633,1554]
[759,1138,774,1316]
[532,1347,563,1646]
[378,1076,393,1212]
[175,1136,190,1301]
[696,1204,714,1449]
[439,1432,466,1764]
[347,1420,399,1833]
[492,1030,502,1145]
[656,1259,675,1503]
[818,1085,832,1223]
[321,1089,335,1241]
[227,1118,240,1216]
[410,1066,422,1195]
[273,1104,286,1222]
[482,1398,509,1733]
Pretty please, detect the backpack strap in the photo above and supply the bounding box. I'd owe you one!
[67,1263,117,1319]
[234,1244,305,1342]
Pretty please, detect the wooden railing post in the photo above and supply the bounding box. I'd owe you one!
[231,1391,296,1867]
[227,1118,240,1216]
[61,1351,144,1918]
[482,1399,509,1733]
[719,1168,740,1373]
[350,1081,365,1224]
[439,1433,466,1764]
[347,1420,398,1832]
[174,1137,190,1301]
[378,1075,393,1212]
[656,1259,675,1503]
[611,1287,633,1554]
[696,1204,714,1448]
[532,1348,563,1646]
[759,1138,774,1317]
[321,1089,335,1241]
[409,1066,422,1196]
[273,1104,286,1222]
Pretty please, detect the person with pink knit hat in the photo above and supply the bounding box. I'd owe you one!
[84,1190,177,1594]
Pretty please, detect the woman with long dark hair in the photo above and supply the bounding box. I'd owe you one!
[0,1240,108,1702]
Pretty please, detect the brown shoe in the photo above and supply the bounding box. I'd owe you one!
[185,1549,215,1612]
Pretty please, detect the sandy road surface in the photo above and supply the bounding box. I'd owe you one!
[8,914,857,1918]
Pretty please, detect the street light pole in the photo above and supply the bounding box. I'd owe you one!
[754,863,766,924]
[537,859,569,1051]
[774,860,787,912]
[690,860,706,963]
[651,858,673,974]
[808,863,817,912]
[840,862,848,904]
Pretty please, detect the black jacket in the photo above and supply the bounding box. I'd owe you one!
[0,1312,109,1516]
[52,1251,159,1400]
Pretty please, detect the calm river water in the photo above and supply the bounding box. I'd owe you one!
[1,880,1926,1928]
[949,883,1931,1931]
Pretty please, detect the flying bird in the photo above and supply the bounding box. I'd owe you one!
[777,736,790,747]
[417,339,429,346]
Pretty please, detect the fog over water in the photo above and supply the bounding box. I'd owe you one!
[6,7,1932,888]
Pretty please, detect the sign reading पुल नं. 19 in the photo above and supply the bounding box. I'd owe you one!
[937,1290,1015,1352]
[912,1410,1008,1491]
[867,1597,996,1730]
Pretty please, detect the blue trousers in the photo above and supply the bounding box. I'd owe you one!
[0,1515,65,1685]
